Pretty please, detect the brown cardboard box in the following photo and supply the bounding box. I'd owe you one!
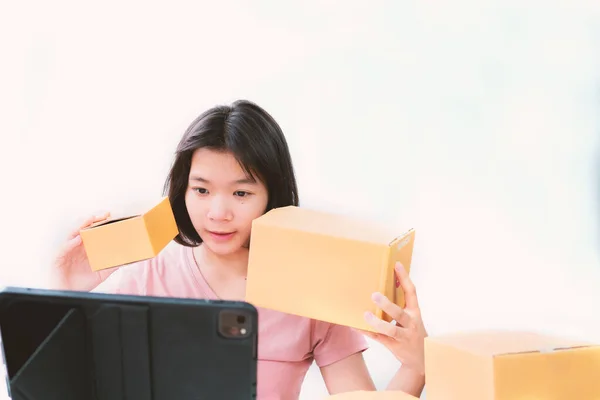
[80,197,178,271]
[324,391,418,399]
[425,330,600,400]
[245,206,416,332]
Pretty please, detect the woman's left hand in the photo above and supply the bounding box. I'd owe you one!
[363,261,428,375]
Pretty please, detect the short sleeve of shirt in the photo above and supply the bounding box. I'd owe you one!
[311,321,369,368]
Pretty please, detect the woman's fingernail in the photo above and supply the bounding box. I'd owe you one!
[364,311,374,321]
[371,292,383,303]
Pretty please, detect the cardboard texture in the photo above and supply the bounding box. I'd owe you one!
[80,197,178,271]
[424,330,600,400]
[324,390,418,399]
[245,206,416,332]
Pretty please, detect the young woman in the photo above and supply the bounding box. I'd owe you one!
[51,100,428,399]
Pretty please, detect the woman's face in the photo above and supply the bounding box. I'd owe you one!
[184,148,269,256]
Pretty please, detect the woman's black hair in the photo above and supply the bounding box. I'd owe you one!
[163,99,299,247]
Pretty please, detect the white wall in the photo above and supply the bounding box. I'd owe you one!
[1,1,600,399]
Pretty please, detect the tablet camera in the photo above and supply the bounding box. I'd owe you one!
[218,310,252,339]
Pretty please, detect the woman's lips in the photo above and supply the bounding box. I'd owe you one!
[207,231,236,242]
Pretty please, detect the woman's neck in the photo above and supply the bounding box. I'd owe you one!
[192,244,249,301]
[193,243,249,279]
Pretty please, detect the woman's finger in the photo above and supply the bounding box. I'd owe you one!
[54,235,83,268]
[68,212,110,239]
[361,330,379,340]
[363,329,397,348]
[395,262,419,310]
[371,292,412,328]
[364,311,405,339]
[63,234,82,251]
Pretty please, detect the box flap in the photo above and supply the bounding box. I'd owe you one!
[388,229,415,248]
[324,390,418,399]
[253,206,400,245]
[80,197,169,231]
[82,216,138,230]
[428,330,596,356]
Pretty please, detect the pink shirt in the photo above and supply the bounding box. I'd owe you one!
[93,242,368,400]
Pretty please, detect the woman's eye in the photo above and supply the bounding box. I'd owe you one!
[234,191,250,197]
[194,188,208,194]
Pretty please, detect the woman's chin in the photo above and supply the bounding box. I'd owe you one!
[201,235,249,257]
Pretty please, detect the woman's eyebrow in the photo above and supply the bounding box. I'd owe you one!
[188,176,256,184]
[235,178,257,184]
[189,176,209,183]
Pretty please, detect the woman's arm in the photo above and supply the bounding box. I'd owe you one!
[320,354,424,397]
[385,366,425,396]
[320,261,428,397]
[320,352,376,394]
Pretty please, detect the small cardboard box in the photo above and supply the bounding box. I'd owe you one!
[245,206,416,332]
[324,390,418,399]
[80,197,179,271]
[424,330,600,400]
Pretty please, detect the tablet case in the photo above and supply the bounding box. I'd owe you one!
[0,287,258,400]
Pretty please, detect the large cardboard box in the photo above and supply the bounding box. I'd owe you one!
[425,330,600,400]
[80,197,179,271]
[245,206,416,332]
[324,390,418,399]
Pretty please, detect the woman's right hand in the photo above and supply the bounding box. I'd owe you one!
[50,212,117,291]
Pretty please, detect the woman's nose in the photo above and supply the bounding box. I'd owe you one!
[207,196,232,221]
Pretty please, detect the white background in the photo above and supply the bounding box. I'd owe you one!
[1,1,600,398]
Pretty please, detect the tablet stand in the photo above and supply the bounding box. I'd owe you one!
[4,304,153,400]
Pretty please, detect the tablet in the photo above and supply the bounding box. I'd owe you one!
[0,286,258,400]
